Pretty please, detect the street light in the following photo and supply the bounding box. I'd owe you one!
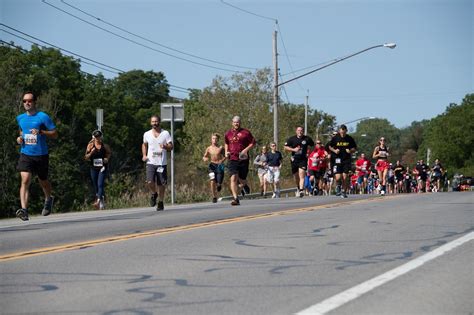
[272,43,396,144]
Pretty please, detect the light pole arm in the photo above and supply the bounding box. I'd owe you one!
[276,44,394,88]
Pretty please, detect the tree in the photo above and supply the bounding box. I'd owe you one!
[421,94,474,175]
[353,118,401,161]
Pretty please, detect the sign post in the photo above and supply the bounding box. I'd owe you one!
[96,109,103,131]
[160,103,184,205]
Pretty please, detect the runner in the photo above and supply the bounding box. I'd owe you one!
[387,163,395,194]
[254,145,269,197]
[266,142,283,198]
[414,159,429,193]
[84,130,112,209]
[372,137,390,195]
[328,124,357,198]
[284,126,314,197]
[224,116,255,206]
[15,92,58,221]
[307,140,329,195]
[355,153,371,194]
[431,159,444,192]
[142,115,173,211]
[203,133,226,203]
[393,160,405,193]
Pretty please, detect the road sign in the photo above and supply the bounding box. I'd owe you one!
[160,103,184,122]
[96,109,103,131]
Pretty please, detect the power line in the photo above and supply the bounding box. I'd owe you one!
[276,22,306,92]
[0,39,28,53]
[220,0,276,22]
[1,27,122,74]
[1,26,190,96]
[219,1,306,92]
[3,39,186,101]
[278,72,291,104]
[42,0,245,73]
[60,0,258,71]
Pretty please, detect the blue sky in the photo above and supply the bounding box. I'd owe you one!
[1,0,472,128]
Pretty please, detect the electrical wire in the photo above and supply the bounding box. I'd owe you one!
[220,0,276,22]
[1,27,191,96]
[1,27,121,74]
[276,22,306,92]
[60,0,258,71]
[42,0,245,73]
[278,71,291,104]
[219,1,306,93]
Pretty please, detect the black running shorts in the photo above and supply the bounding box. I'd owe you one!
[227,159,249,180]
[17,154,49,180]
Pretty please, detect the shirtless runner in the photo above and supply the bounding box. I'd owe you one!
[203,133,226,203]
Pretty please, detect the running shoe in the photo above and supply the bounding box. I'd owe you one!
[243,185,250,194]
[212,197,217,203]
[231,198,240,206]
[342,192,348,198]
[335,185,342,196]
[157,201,164,211]
[381,190,385,196]
[217,184,222,192]
[99,199,105,210]
[150,193,158,207]
[299,190,304,198]
[272,192,276,199]
[93,198,100,209]
[16,208,29,221]
[42,196,54,216]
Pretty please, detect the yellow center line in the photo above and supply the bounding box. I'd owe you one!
[0,195,401,262]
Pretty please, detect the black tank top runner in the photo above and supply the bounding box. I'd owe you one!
[90,144,106,168]
[377,145,389,160]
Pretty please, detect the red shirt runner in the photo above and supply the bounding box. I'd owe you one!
[224,128,255,161]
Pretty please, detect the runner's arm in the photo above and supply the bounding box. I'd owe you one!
[142,142,148,161]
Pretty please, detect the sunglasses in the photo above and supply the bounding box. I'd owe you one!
[22,99,34,103]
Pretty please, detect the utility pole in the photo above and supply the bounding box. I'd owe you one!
[304,93,308,134]
[273,29,279,145]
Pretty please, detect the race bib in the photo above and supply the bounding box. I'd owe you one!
[93,158,103,167]
[152,151,162,158]
[24,134,37,145]
[157,167,164,173]
[312,160,318,167]
[335,158,341,164]
[362,167,366,171]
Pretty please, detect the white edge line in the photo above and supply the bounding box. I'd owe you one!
[296,231,474,315]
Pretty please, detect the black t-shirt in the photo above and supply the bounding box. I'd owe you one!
[329,134,357,162]
[416,163,429,175]
[266,151,283,167]
[432,163,443,175]
[285,135,314,161]
[394,164,405,177]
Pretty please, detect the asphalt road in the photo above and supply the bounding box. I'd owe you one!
[1,192,473,315]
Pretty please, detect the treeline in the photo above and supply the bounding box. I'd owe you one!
[1,44,472,217]
[351,94,473,177]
